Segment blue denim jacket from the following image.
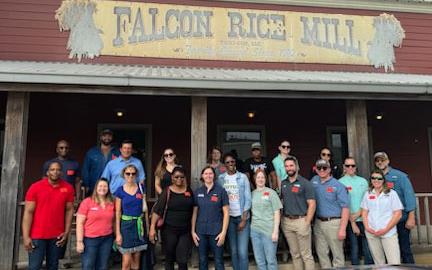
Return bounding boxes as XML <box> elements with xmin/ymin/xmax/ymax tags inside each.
<box><xmin>217</xmin><ymin>171</ymin><xmax>252</xmax><ymax>219</ymax></box>
<box><xmin>385</xmin><ymin>166</ymin><xmax>416</xmax><ymax>220</ymax></box>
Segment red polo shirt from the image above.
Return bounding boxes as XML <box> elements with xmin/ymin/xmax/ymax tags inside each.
<box><xmin>25</xmin><ymin>178</ymin><xmax>74</xmax><ymax>239</ymax></box>
<box><xmin>77</xmin><ymin>197</ymin><xmax>115</xmax><ymax>238</ymax></box>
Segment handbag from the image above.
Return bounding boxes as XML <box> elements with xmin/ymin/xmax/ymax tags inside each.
<box><xmin>156</xmin><ymin>187</ymin><xmax>170</xmax><ymax>229</ymax></box>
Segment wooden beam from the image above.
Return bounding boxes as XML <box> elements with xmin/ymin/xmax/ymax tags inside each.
<box><xmin>0</xmin><ymin>92</ymin><xmax>29</xmax><ymax>270</ymax></box>
<box><xmin>346</xmin><ymin>100</ymin><xmax>371</xmax><ymax>178</ymax></box>
<box><xmin>191</xmin><ymin>97</ymin><xmax>207</xmax><ymax>190</ymax></box>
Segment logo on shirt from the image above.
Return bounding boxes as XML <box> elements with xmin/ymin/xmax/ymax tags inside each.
<box><xmin>184</xmin><ymin>191</ymin><xmax>191</xmax><ymax>197</ymax></box>
<box><xmin>369</xmin><ymin>195</ymin><xmax>376</xmax><ymax>200</ymax></box>
<box><xmin>346</xmin><ymin>186</ymin><xmax>352</xmax><ymax>192</ymax></box>
<box><xmin>326</xmin><ymin>187</ymin><xmax>334</xmax><ymax>193</ymax></box>
<box><xmin>387</xmin><ymin>182</ymin><xmax>394</xmax><ymax>189</ymax></box>
<box><xmin>60</xmin><ymin>188</ymin><xmax>68</xmax><ymax>193</ymax></box>
<box><xmin>291</xmin><ymin>186</ymin><xmax>299</xmax><ymax>193</ymax></box>
<box><xmin>67</xmin><ymin>170</ymin><xmax>75</xmax><ymax>176</ymax></box>
<box><xmin>211</xmin><ymin>195</ymin><xmax>218</xmax><ymax>202</ymax></box>
<box><xmin>136</xmin><ymin>193</ymin><xmax>143</xmax><ymax>199</ymax></box>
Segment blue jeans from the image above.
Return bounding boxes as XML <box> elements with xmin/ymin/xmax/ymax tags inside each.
<box><xmin>347</xmin><ymin>222</ymin><xmax>373</xmax><ymax>265</ymax></box>
<box><xmin>227</xmin><ymin>216</ymin><xmax>250</xmax><ymax>270</ymax></box>
<box><xmin>250</xmin><ymin>229</ymin><xmax>277</xmax><ymax>270</ymax></box>
<box><xmin>197</xmin><ymin>233</ymin><xmax>224</xmax><ymax>270</ymax></box>
<box><xmin>28</xmin><ymin>239</ymin><xmax>61</xmax><ymax>270</ymax></box>
<box><xmin>397</xmin><ymin>220</ymin><xmax>415</xmax><ymax>264</ymax></box>
<box><xmin>81</xmin><ymin>235</ymin><xmax>113</xmax><ymax>270</ymax></box>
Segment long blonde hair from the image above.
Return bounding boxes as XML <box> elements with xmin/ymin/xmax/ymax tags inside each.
<box><xmin>155</xmin><ymin>148</ymin><xmax>179</xmax><ymax>178</ymax></box>
<box><xmin>91</xmin><ymin>178</ymin><xmax>114</xmax><ymax>205</ymax></box>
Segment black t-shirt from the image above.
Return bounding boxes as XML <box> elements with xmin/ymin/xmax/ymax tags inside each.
<box><xmin>243</xmin><ymin>157</ymin><xmax>275</xmax><ymax>177</ymax></box>
<box><xmin>153</xmin><ymin>187</ymin><xmax>194</xmax><ymax>228</ymax></box>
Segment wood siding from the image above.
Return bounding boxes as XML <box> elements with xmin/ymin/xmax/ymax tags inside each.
<box><xmin>0</xmin><ymin>0</ymin><xmax>431</xmax><ymax>74</ymax></box>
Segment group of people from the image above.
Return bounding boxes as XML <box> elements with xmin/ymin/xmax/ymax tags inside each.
<box><xmin>21</xmin><ymin>129</ymin><xmax>417</xmax><ymax>270</ymax></box>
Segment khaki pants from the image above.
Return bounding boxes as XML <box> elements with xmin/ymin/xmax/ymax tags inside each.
<box><xmin>366</xmin><ymin>231</ymin><xmax>400</xmax><ymax>265</ymax></box>
<box><xmin>281</xmin><ymin>217</ymin><xmax>315</xmax><ymax>270</ymax></box>
<box><xmin>314</xmin><ymin>219</ymin><xmax>345</xmax><ymax>269</ymax></box>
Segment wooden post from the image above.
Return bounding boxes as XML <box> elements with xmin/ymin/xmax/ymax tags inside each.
<box><xmin>346</xmin><ymin>100</ymin><xmax>370</xmax><ymax>178</ymax></box>
<box><xmin>0</xmin><ymin>92</ymin><xmax>30</xmax><ymax>270</ymax></box>
<box><xmin>191</xmin><ymin>97</ymin><xmax>207</xmax><ymax>191</ymax></box>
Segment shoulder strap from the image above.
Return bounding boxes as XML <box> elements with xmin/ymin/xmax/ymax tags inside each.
<box><xmin>162</xmin><ymin>187</ymin><xmax>171</xmax><ymax>220</ymax></box>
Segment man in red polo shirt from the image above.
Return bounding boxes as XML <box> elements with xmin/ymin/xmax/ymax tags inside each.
<box><xmin>22</xmin><ymin>161</ymin><xmax>74</xmax><ymax>270</ymax></box>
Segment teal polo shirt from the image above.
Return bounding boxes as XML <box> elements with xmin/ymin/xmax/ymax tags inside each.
<box><xmin>339</xmin><ymin>175</ymin><xmax>369</xmax><ymax>221</ymax></box>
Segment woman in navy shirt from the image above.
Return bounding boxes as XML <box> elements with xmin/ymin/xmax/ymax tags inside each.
<box><xmin>191</xmin><ymin>166</ymin><xmax>229</xmax><ymax>270</ymax></box>
<box><xmin>114</xmin><ymin>164</ymin><xmax>148</xmax><ymax>270</ymax></box>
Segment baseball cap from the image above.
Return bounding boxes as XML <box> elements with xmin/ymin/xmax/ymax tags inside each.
<box><xmin>374</xmin><ymin>152</ymin><xmax>389</xmax><ymax>160</ymax></box>
<box><xmin>315</xmin><ymin>159</ymin><xmax>330</xmax><ymax>168</ymax></box>
<box><xmin>251</xmin><ymin>142</ymin><xmax>262</xmax><ymax>150</ymax></box>
<box><xmin>101</xmin><ymin>129</ymin><xmax>113</xmax><ymax>135</ymax></box>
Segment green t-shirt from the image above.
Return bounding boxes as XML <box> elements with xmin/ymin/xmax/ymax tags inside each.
<box><xmin>339</xmin><ymin>174</ymin><xmax>369</xmax><ymax>221</ymax></box>
<box><xmin>251</xmin><ymin>187</ymin><xmax>283</xmax><ymax>237</ymax></box>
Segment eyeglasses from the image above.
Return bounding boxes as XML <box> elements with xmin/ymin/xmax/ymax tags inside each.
<box><xmin>164</xmin><ymin>153</ymin><xmax>174</xmax><ymax>158</ymax></box>
<box><xmin>321</xmin><ymin>153</ymin><xmax>331</xmax><ymax>157</ymax></box>
<box><xmin>371</xmin><ymin>176</ymin><xmax>384</xmax><ymax>181</ymax></box>
<box><xmin>225</xmin><ymin>160</ymin><xmax>235</xmax><ymax>164</ymax></box>
<box><xmin>344</xmin><ymin>164</ymin><xmax>356</xmax><ymax>168</ymax></box>
<box><xmin>281</xmin><ymin>145</ymin><xmax>291</xmax><ymax>149</ymax></box>
<box><xmin>125</xmin><ymin>172</ymin><xmax>137</xmax><ymax>176</ymax></box>
<box><xmin>317</xmin><ymin>166</ymin><xmax>329</xmax><ymax>171</ymax></box>
<box><xmin>173</xmin><ymin>175</ymin><xmax>185</xmax><ymax>179</ymax></box>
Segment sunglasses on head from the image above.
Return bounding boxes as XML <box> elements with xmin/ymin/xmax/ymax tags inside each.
<box><xmin>371</xmin><ymin>176</ymin><xmax>384</xmax><ymax>181</ymax></box>
<box><xmin>344</xmin><ymin>164</ymin><xmax>356</xmax><ymax>168</ymax></box>
<box><xmin>164</xmin><ymin>153</ymin><xmax>174</xmax><ymax>158</ymax></box>
<box><xmin>225</xmin><ymin>160</ymin><xmax>235</xmax><ymax>164</ymax></box>
<box><xmin>125</xmin><ymin>172</ymin><xmax>137</xmax><ymax>176</ymax></box>
<box><xmin>321</xmin><ymin>153</ymin><xmax>331</xmax><ymax>157</ymax></box>
<box><xmin>281</xmin><ymin>145</ymin><xmax>291</xmax><ymax>149</ymax></box>
<box><xmin>317</xmin><ymin>166</ymin><xmax>328</xmax><ymax>171</ymax></box>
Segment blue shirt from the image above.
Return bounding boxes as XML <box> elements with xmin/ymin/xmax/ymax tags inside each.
<box><xmin>194</xmin><ymin>183</ymin><xmax>229</xmax><ymax>235</ymax></box>
<box><xmin>114</xmin><ymin>184</ymin><xmax>146</xmax><ymax>217</ymax></box>
<box><xmin>81</xmin><ymin>145</ymin><xmax>120</xmax><ymax>192</ymax></box>
<box><xmin>385</xmin><ymin>167</ymin><xmax>416</xmax><ymax>219</ymax></box>
<box><xmin>43</xmin><ymin>158</ymin><xmax>80</xmax><ymax>187</ymax></box>
<box><xmin>311</xmin><ymin>176</ymin><xmax>349</xmax><ymax>218</ymax></box>
<box><xmin>101</xmin><ymin>156</ymin><xmax>146</xmax><ymax>194</ymax></box>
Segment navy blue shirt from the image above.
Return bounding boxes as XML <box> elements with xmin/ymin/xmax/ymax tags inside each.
<box><xmin>194</xmin><ymin>183</ymin><xmax>229</xmax><ymax>235</ymax></box>
<box><xmin>82</xmin><ymin>145</ymin><xmax>120</xmax><ymax>192</ymax></box>
<box><xmin>43</xmin><ymin>158</ymin><xmax>80</xmax><ymax>187</ymax></box>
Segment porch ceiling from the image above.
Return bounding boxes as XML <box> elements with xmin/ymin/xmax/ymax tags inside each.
<box><xmin>0</xmin><ymin>60</ymin><xmax>431</xmax><ymax>96</ymax></box>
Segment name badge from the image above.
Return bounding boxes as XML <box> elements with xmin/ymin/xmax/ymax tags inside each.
<box><xmin>90</xmin><ymin>207</ymin><xmax>99</xmax><ymax>211</ymax></box>
<box><xmin>291</xmin><ymin>186</ymin><xmax>299</xmax><ymax>193</ymax></box>
<box><xmin>211</xmin><ymin>195</ymin><xmax>218</xmax><ymax>202</ymax></box>
<box><xmin>387</xmin><ymin>182</ymin><xmax>394</xmax><ymax>189</ymax></box>
<box><xmin>67</xmin><ymin>170</ymin><xmax>75</xmax><ymax>176</ymax></box>
<box><xmin>326</xmin><ymin>187</ymin><xmax>334</xmax><ymax>193</ymax></box>
<box><xmin>198</xmin><ymin>194</ymin><xmax>204</xmax><ymax>197</ymax></box>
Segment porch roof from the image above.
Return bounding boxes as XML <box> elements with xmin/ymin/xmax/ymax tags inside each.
<box><xmin>0</xmin><ymin>60</ymin><xmax>431</xmax><ymax>96</ymax></box>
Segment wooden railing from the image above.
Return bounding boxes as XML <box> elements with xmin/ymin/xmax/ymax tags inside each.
<box><xmin>412</xmin><ymin>193</ymin><xmax>432</xmax><ymax>246</ymax></box>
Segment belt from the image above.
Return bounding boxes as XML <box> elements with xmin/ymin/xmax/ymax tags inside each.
<box><xmin>121</xmin><ymin>215</ymin><xmax>144</xmax><ymax>239</ymax></box>
<box><xmin>317</xmin><ymin>216</ymin><xmax>341</xmax><ymax>222</ymax></box>
<box><xmin>285</xmin><ymin>215</ymin><xmax>305</xmax><ymax>219</ymax></box>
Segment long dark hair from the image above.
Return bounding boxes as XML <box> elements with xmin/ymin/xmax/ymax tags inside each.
<box><xmin>207</xmin><ymin>146</ymin><xmax>223</xmax><ymax>164</ymax></box>
<box><xmin>155</xmin><ymin>148</ymin><xmax>179</xmax><ymax>178</ymax></box>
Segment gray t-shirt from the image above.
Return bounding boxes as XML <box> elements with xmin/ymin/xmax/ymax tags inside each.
<box><xmin>281</xmin><ymin>176</ymin><xmax>315</xmax><ymax>216</ymax></box>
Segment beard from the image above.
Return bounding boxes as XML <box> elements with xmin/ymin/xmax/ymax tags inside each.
<box><xmin>287</xmin><ymin>170</ymin><xmax>296</xmax><ymax>177</ymax></box>
<box><xmin>101</xmin><ymin>139</ymin><xmax>112</xmax><ymax>146</ymax></box>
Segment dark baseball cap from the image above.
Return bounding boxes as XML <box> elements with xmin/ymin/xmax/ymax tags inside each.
<box><xmin>100</xmin><ymin>129</ymin><xmax>113</xmax><ymax>135</ymax></box>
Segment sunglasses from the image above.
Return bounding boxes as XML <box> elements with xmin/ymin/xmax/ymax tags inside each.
<box><xmin>125</xmin><ymin>172</ymin><xmax>137</xmax><ymax>176</ymax></box>
<box><xmin>225</xmin><ymin>160</ymin><xmax>235</xmax><ymax>164</ymax></box>
<box><xmin>164</xmin><ymin>153</ymin><xmax>175</xmax><ymax>158</ymax></box>
<box><xmin>58</xmin><ymin>146</ymin><xmax>69</xmax><ymax>150</ymax></box>
<box><xmin>281</xmin><ymin>145</ymin><xmax>291</xmax><ymax>149</ymax></box>
<box><xmin>344</xmin><ymin>164</ymin><xmax>356</xmax><ymax>168</ymax></box>
<box><xmin>321</xmin><ymin>153</ymin><xmax>331</xmax><ymax>157</ymax></box>
<box><xmin>173</xmin><ymin>175</ymin><xmax>185</xmax><ymax>179</ymax></box>
<box><xmin>371</xmin><ymin>176</ymin><xmax>384</xmax><ymax>181</ymax></box>
<box><xmin>317</xmin><ymin>166</ymin><xmax>329</xmax><ymax>171</ymax></box>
